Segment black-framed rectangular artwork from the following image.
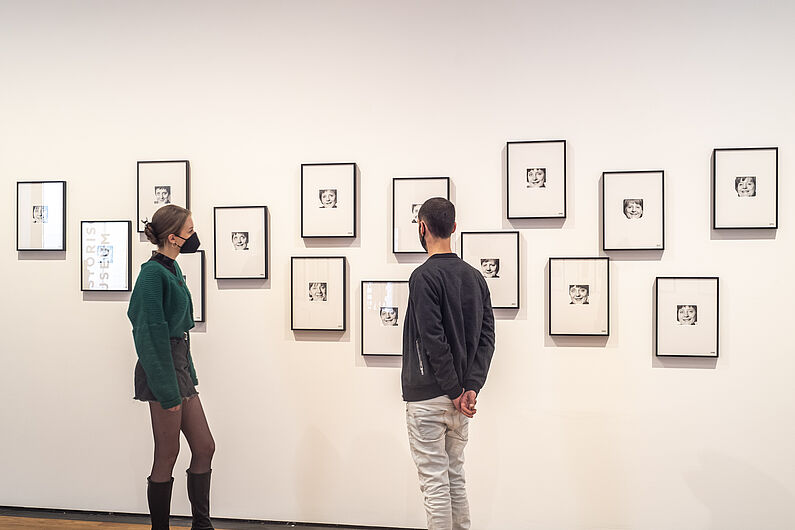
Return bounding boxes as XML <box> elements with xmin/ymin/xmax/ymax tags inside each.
<box><xmin>392</xmin><ymin>177</ymin><xmax>450</xmax><ymax>253</ymax></box>
<box><xmin>301</xmin><ymin>163</ymin><xmax>357</xmax><ymax>238</ymax></box>
<box><xmin>602</xmin><ymin>170</ymin><xmax>665</xmax><ymax>251</ymax></box>
<box><xmin>80</xmin><ymin>220</ymin><xmax>132</xmax><ymax>292</ymax></box>
<box><xmin>178</xmin><ymin>250</ymin><xmax>206</xmax><ymax>323</ymax></box>
<box><xmin>361</xmin><ymin>280</ymin><xmax>408</xmax><ymax>356</ymax></box>
<box><xmin>291</xmin><ymin>256</ymin><xmax>347</xmax><ymax>331</ymax></box>
<box><xmin>655</xmin><ymin>277</ymin><xmax>719</xmax><ymax>357</ymax></box>
<box><xmin>460</xmin><ymin>231</ymin><xmax>520</xmax><ymax>309</ymax></box>
<box><xmin>17</xmin><ymin>180</ymin><xmax>66</xmax><ymax>251</ymax></box>
<box><xmin>507</xmin><ymin>140</ymin><xmax>566</xmax><ymax>219</ymax></box>
<box><xmin>137</xmin><ymin>160</ymin><xmax>190</xmax><ymax>233</ymax></box>
<box><xmin>549</xmin><ymin>257</ymin><xmax>609</xmax><ymax>336</ymax></box>
<box><xmin>713</xmin><ymin>147</ymin><xmax>778</xmax><ymax>229</ymax></box>
<box><xmin>213</xmin><ymin>206</ymin><xmax>268</xmax><ymax>280</ymax></box>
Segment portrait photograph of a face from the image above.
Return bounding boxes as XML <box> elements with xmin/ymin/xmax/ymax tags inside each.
<box><xmin>507</xmin><ymin>140</ymin><xmax>566</xmax><ymax>219</ymax></box>
<box><xmin>301</xmin><ymin>163</ymin><xmax>357</xmax><ymax>238</ymax></box>
<box><xmin>549</xmin><ymin>257</ymin><xmax>609</xmax><ymax>336</ymax></box>
<box><xmin>213</xmin><ymin>206</ymin><xmax>268</xmax><ymax>279</ymax></box>
<box><xmin>17</xmin><ymin>181</ymin><xmax>66</xmax><ymax>251</ymax></box>
<box><xmin>460</xmin><ymin>231</ymin><xmax>520</xmax><ymax>309</ymax></box>
<box><xmin>291</xmin><ymin>257</ymin><xmax>346</xmax><ymax>331</ymax></box>
<box><xmin>713</xmin><ymin>147</ymin><xmax>777</xmax><ymax>229</ymax></box>
<box><xmin>137</xmin><ymin>160</ymin><xmax>190</xmax><ymax>233</ymax></box>
<box><xmin>177</xmin><ymin>250</ymin><xmax>206</xmax><ymax>323</ymax></box>
<box><xmin>602</xmin><ymin>170</ymin><xmax>664</xmax><ymax>251</ymax></box>
<box><xmin>80</xmin><ymin>221</ymin><xmax>132</xmax><ymax>291</ymax></box>
<box><xmin>392</xmin><ymin>177</ymin><xmax>450</xmax><ymax>253</ymax></box>
<box><xmin>656</xmin><ymin>277</ymin><xmax>719</xmax><ymax>357</ymax></box>
<box><xmin>361</xmin><ymin>280</ymin><xmax>409</xmax><ymax>356</ymax></box>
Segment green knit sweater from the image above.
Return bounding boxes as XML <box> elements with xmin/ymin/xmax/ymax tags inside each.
<box><xmin>127</xmin><ymin>259</ymin><xmax>197</xmax><ymax>408</ymax></box>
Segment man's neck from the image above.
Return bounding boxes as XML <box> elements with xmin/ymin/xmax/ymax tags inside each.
<box><xmin>426</xmin><ymin>239</ymin><xmax>453</xmax><ymax>257</ymax></box>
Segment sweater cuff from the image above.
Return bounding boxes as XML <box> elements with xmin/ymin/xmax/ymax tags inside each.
<box><xmin>159</xmin><ymin>397</ymin><xmax>182</xmax><ymax>410</ymax></box>
<box><xmin>445</xmin><ymin>386</ymin><xmax>464</xmax><ymax>400</ymax></box>
<box><xmin>464</xmin><ymin>381</ymin><xmax>481</xmax><ymax>395</ymax></box>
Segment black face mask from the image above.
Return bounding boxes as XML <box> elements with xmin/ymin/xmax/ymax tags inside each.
<box><xmin>418</xmin><ymin>223</ymin><xmax>428</xmax><ymax>252</ymax></box>
<box><xmin>174</xmin><ymin>232</ymin><xmax>200</xmax><ymax>254</ymax></box>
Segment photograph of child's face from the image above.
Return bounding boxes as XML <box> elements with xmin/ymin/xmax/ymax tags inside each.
<box><xmin>319</xmin><ymin>188</ymin><xmax>338</xmax><ymax>208</ymax></box>
<box><xmin>677</xmin><ymin>304</ymin><xmax>697</xmax><ymax>325</ymax></box>
<box><xmin>97</xmin><ymin>245</ymin><xmax>113</xmax><ymax>264</ymax></box>
<box><xmin>480</xmin><ymin>258</ymin><xmax>500</xmax><ymax>278</ymax></box>
<box><xmin>411</xmin><ymin>203</ymin><xmax>422</xmax><ymax>223</ymax></box>
<box><xmin>231</xmin><ymin>231</ymin><xmax>249</xmax><ymax>250</ymax></box>
<box><xmin>623</xmin><ymin>198</ymin><xmax>644</xmax><ymax>219</ymax></box>
<box><xmin>569</xmin><ymin>284</ymin><xmax>589</xmax><ymax>304</ymax></box>
<box><xmin>308</xmin><ymin>282</ymin><xmax>328</xmax><ymax>302</ymax></box>
<box><xmin>32</xmin><ymin>205</ymin><xmax>48</xmax><ymax>223</ymax></box>
<box><xmin>735</xmin><ymin>176</ymin><xmax>757</xmax><ymax>197</ymax></box>
<box><xmin>154</xmin><ymin>185</ymin><xmax>172</xmax><ymax>205</ymax></box>
<box><xmin>526</xmin><ymin>168</ymin><xmax>546</xmax><ymax>188</ymax></box>
<box><xmin>379</xmin><ymin>307</ymin><xmax>398</xmax><ymax>326</ymax></box>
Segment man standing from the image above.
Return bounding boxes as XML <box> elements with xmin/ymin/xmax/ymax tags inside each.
<box><xmin>402</xmin><ymin>197</ymin><xmax>496</xmax><ymax>530</ymax></box>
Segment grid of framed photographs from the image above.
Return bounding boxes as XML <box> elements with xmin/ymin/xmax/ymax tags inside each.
<box><xmin>17</xmin><ymin>180</ymin><xmax>67</xmax><ymax>251</ymax></box>
<box><xmin>602</xmin><ymin>170</ymin><xmax>665</xmax><ymax>251</ymax></box>
<box><xmin>301</xmin><ymin>163</ymin><xmax>357</xmax><ymax>238</ymax></box>
<box><xmin>291</xmin><ymin>256</ymin><xmax>347</xmax><ymax>331</ymax></box>
<box><xmin>178</xmin><ymin>250</ymin><xmax>206</xmax><ymax>323</ymax></box>
<box><xmin>361</xmin><ymin>280</ymin><xmax>408</xmax><ymax>356</ymax></box>
<box><xmin>392</xmin><ymin>177</ymin><xmax>450</xmax><ymax>253</ymax></box>
<box><xmin>80</xmin><ymin>220</ymin><xmax>132</xmax><ymax>292</ymax></box>
<box><xmin>460</xmin><ymin>231</ymin><xmax>520</xmax><ymax>309</ymax></box>
<box><xmin>507</xmin><ymin>140</ymin><xmax>566</xmax><ymax>219</ymax></box>
<box><xmin>213</xmin><ymin>206</ymin><xmax>268</xmax><ymax>280</ymax></box>
<box><xmin>713</xmin><ymin>147</ymin><xmax>778</xmax><ymax>229</ymax></box>
<box><xmin>137</xmin><ymin>160</ymin><xmax>190</xmax><ymax>233</ymax></box>
<box><xmin>655</xmin><ymin>277</ymin><xmax>719</xmax><ymax>357</ymax></box>
<box><xmin>549</xmin><ymin>257</ymin><xmax>610</xmax><ymax>336</ymax></box>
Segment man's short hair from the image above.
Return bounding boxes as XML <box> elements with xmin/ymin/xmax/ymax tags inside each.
<box><xmin>418</xmin><ymin>197</ymin><xmax>455</xmax><ymax>239</ymax></box>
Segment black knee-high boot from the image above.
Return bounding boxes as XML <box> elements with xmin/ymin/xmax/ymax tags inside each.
<box><xmin>186</xmin><ymin>469</ymin><xmax>214</xmax><ymax>530</ymax></box>
<box><xmin>147</xmin><ymin>476</ymin><xmax>173</xmax><ymax>530</ymax></box>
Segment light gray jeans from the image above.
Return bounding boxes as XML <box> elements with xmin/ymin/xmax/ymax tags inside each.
<box><xmin>406</xmin><ymin>395</ymin><xmax>471</xmax><ymax>530</ymax></box>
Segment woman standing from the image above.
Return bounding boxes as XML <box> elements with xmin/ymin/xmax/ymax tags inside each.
<box><xmin>128</xmin><ymin>205</ymin><xmax>215</xmax><ymax>530</ymax></box>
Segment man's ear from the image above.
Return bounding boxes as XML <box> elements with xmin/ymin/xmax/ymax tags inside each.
<box><xmin>451</xmin><ymin>221</ymin><xmax>457</xmax><ymax>234</ymax></box>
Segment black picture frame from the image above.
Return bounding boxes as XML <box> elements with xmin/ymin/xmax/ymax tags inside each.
<box><xmin>655</xmin><ymin>276</ymin><xmax>719</xmax><ymax>358</ymax></box>
<box><xmin>137</xmin><ymin>160</ymin><xmax>190</xmax><ymax>233</ymax></box>
<box><xmin>392</xmin><ymin>176</ymin><xmax>451</xmax><ymax>254</ymax></box>
<box><xmin>178</xmin><ymin>249</ymin><xmax>206</xmax><ymax>323</ymax></box>
<box><xmin>602</xmin><ymin>170</ymin><xmax>665</xmax><ymax>251</ymax></box>
<box><xmin>361</xmin><ymin>280</ymin><xmax>409</xmax><ymax>356</ymax></box>
<box><xmin>459</xmin><ymin>231</ymin><xmax>520</xmax><ymax>309</ymax></box>
<box><xmin>300</xmin><ymin>162</ymin><xmax>357</xmax><ymax>238</ymax></box>
<box><xmin>213</xmin><ymin>205</ymin><xmax>269</xmax><ymax>280</ymax></box>
<box><xmin>506</xmin><ymin>140</ymin><xmax>567</xmax><ymax>220</ymax></box>
<box><xmin>712</xmin><ymin>147</ymin><xmax>778</xmax><ymax>229</ymax></box>
<box><xmin>80</xmin><ymin>220</ymin><xmax>132</xmax><ymax>292</ymax></box>
<box><xmin>548</xmin><ymin>257</ymin><xmax>610</xmax><ymax>336</ymax></box>
<box><xmin>16</xmin><ymin>180</ymin><xmax>67</xmax><ymax>252</ymax></box>
<box><xmin>291</xmin><ymin>256</ymin><xmax>347</xmax><ymax>331</ymax></box>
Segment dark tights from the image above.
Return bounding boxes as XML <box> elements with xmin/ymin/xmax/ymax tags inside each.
<box><xmin>149</xmin><ymin>396</ymin><xmax>215</xmax><ymax>483</ymax></box>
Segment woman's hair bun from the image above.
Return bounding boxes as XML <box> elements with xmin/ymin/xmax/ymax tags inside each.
<box><xmin>143</xmin><ymin>221</ymin><xmax>159</xmax><ymax>245</ymax></box>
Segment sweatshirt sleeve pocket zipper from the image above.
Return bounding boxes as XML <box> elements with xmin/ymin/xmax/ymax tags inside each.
<box><xmin>415</xmin><ymin>339</ymin><xmax>425</xmax><ymax>376</ymax></box>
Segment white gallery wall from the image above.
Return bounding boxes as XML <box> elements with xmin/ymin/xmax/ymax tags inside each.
<box><xmin>1</xmin><ymin>1</ymin><xmax>794</xmax><ymax>528</ymax></box>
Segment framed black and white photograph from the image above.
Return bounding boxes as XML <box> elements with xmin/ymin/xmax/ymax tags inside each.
<box><xmin>602</xmin><ymin>170</ymin><xmax>665</xmax><ymax>250</ymax></box>
<box><xmin>460</xmin><ymin>231</ymin><xmax>520</xmax><ymax>309</ymax></box>
<box><xmin>80</xmin><ymin>221</ymin><xmax>132</xmax><ymax>291</ymax></box>
<box><xmin>392</xmin><ymin>177</ymin><xmax>450</xmax><ymax>253</ymax></box>
<box><xmin>361</xmin><ymin>280</ymin><xmax>409</xmax><ymax>355</ymax></box>
<box><xmin>213</xmin><ymin>206</ymin><xmax>268</xmax><ymax>280</ymax></box>
<box><xmin>137</xmin><ymin>160</ymin><xmax>190</xmax><ymax>233</ymax></box>
<box><xmin>507</xmin><ymin>140</ymin><xmax>566</xmax><ymax>219</ymax></box>
<box><xmin>301</xmin><ymin>163</ymin><xmax>357</xmax><ymax>238</ymax></box>
<box><xmin>655</xmin><ymin>277</ymin><xmax>719</xmax><ymax>357</ymax></box>
<box><xmin>17</xmin><ymin>180</ymin><xmax>66</xmax><ymax>251</ymax></box>
<box><xmin>291</xmin><ymin>256</ymin><xmax>347</xmax><ymax>331</ymax></box>
<box><xmin>178</xmin><ymin>250</ymin><xmax>206</xmax><ymax>323</ymax></box>
<box><xmin>549</xmin><ymin>257</ymin><xmax>609</xmax><ymax>336</ymax></box>
<box><xmin>713</xmin><ymin>147</ymin><xmax>777</xmax><ymax>229</ymax></box>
